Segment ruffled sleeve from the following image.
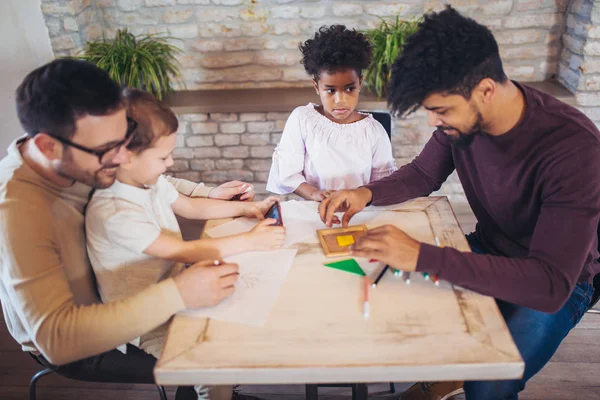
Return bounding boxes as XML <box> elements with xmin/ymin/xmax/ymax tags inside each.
<box><xmin>266</xmin><ymin>107</ymin><xmax>308</xmax><ymax>194</ymax></box>
<box><xmin>370</xmin><ymin>122</ymin><xmax>397</xmax><ymax>182</ymax></box>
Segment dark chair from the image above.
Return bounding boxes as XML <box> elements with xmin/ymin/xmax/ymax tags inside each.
<box><xmin>29</xmin><ymin>367</ymin><xmax>168</xmax><ymax>400</ymax></box>
<box><xmin>586</xmin><ymin>225</ymin><xmax>600</xmax><ymax>314</ymax></box>
<box><xmin>362</xmin><ymin>110</ymin><xmax>392</xmax><ymax>141</ymax></box>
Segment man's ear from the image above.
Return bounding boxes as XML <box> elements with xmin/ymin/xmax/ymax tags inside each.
<box><xmin>475</xmin><ymin>78</ymin><xmax>496</xmax><ymax>104</ymax></box>
<box><xmin>33</xmin><ymin>133</ymin><xmax>63</xmax><ymax>161</ymax></box>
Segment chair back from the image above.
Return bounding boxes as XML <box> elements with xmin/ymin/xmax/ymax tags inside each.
<box><xmin>361</xmin><ymin>111</ymin><xmax>392</xmax><ymax>142</ymax></box>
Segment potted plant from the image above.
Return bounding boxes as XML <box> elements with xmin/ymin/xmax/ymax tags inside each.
<box><xmin>79</xmin><ymin>29</ymin><xmax>184</xmax><ymax>100</ymax></box>
<box><xmin>363</xmin><ymin>15</ymin><xmax>423</xmax><ymax>98</ymax></box>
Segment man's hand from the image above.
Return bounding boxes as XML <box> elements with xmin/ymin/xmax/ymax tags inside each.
<box><xmin>209</xmin><ymin>181</ymin><xmax>255</xmax><ymax>201</ymax></box>
<box><xmin>350</xmin><ymin>225</ymin><xmax>420</xmax><ymax>272</ymax></box>
<box><xmin>318</xmin><ymin>187</ymin><xmax>373</xmax><ymax>227</ymax></box>
<box><xmin>242</xmin><ymin>196</ymin><xmax>279</xmax><ymax>219</ymax></box>
<box><xmin>173</xmin><ymin>260</ymin><xmax>239</xmax><ymax>308</ymax></box>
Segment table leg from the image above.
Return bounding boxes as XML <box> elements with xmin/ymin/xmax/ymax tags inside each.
<box><xmin>352</xmin><ymin>384</ymin><xmax>368</xmax><ymax>400</ymax></box>
<box><xmin>305</xmin><ymin>384</ymin><xmax>318</xmax><ymax>400</ymax></box>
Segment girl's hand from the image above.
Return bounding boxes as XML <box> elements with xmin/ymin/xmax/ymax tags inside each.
<box><xmin>242</xmin><ymin>196</ymin><xmax>280</xmax><ymax>219</ymax></box>
<box><xmin>246</xmin><ymin>219</ymin><xmax>286</xmax><ymax>250</ymax></box>
<box><xmin>310</xmin><ymin>190</ymin><xmax>334</xmax><ymax>202</ymax></box>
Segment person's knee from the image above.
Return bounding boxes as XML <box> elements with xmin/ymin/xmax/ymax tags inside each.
<box><xmin>463</xmin><ymin>379</ymin><xmax>521</xmax><ymax>400</ymax></box>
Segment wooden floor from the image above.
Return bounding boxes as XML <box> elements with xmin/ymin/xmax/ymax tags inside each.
<box><xmin>1</xmin><ymin>203</ymin><xmax>599</xmax><ymax>400</ymax></box>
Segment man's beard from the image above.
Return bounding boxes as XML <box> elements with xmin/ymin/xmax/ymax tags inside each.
<box><xmin>442</xmin><ymin>111</ymin><xmax>485</xmax><ymax>149</ymax></box>
<box><xmin>56</xmin><ymin>151</ymin><xmax>118</xmax><ymax>189</ymax></box>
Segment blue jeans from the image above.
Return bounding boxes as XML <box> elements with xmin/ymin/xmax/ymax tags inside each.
<box><xmin>463</xmin><ymin>233</ymin><xmax>593</xmax><ymax>400</ymax></box>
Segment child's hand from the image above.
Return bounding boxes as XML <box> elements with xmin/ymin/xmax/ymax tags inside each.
<box><xmin>210</xmin><ymin>181</ymin><xmax>255</xmax><ymax>201</ymax></box>
<box><xmin>310</xmin><ymin>190</ymin><xmax>334</xmax><ymax>202</ymax></box>
<box><xmin>247</xmin><ymin>219</ymin><xmax>286</xmax><ymax>250</ymax></box>
<box><xmin>243</xmin><ymin>196</ymin><xmax>280</xmax><ymax>219</ymax></box>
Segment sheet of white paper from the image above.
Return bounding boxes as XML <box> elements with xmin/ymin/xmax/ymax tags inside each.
<box><xmin>180</xmin><ymin>249</ymin><xmax>298</xmax><ymax>326</ymax></box>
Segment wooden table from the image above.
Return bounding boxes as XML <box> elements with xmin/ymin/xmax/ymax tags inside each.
<box><xmin>156</xmin><ymin>197</ymin><xmax>524</xmax><ymax>397</ymax></box>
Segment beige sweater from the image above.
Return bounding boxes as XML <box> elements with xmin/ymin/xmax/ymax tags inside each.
<box><xmin>0</xmin><ymin>138</ymin><xmax>211</xmax><ymax>365</ymax></box>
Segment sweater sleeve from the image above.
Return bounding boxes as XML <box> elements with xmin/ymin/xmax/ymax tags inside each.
<box><xmin>0</xmin><ymin>200</ymin><xmax>186</xmax><ymax>365</ymax></box>
<box><xmin>417</xmin><ymin>144</ymin><xmax>600</xmax><ymax>312</ymax></box>
<box><xmin>164</xmin><ymin>175</ymin><xmax>213</xmax><ymax>197</ymax></box>
<box><xmin>366</xmin><ymin>129</ymin><xmax>455</xmax><ymax>205</ymax></box>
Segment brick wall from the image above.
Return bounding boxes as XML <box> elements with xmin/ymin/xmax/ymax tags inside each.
<box><xmin>558</xmin><ymin>0</ymin><xmax>600</xmax><ymax>130</ymax></box>
<box><xmin>169</xmin><ymin>108</ymin><xmax>466</xmax><ymax>202</ymax></box>
<box><xmin>44</xmin><ymin>0</ymin><xmax>568</xmax><ymax>90</ymax></box>
<box><xmin>38</xmin><ymin>0</ymin><xmax>600</xmax><ymax>203</ymax></box>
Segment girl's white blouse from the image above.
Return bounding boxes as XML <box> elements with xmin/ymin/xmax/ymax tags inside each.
<box><xmin>266</xmin><ymin>103</ymin><xmax>397</xmax><ymax>194</ymax></box>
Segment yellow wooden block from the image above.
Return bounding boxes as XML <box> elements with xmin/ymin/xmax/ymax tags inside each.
<box><xmin>336</xmin><ymin>235</ymin><xmax>355</xmax><ymax>247</ymax></box>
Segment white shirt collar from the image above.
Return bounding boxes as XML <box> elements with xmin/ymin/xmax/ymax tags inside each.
<box><xmin>108</xmin><ymin>179</ymin><xmax>154</xmax><ymax>206</ymax></box>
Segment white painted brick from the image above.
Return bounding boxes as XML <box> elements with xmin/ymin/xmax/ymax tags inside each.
<box><xmin>245</xmin><ymin>159</ymin><xmax>272</xmax><ymax>171</ymax></box>
<box><xmin>192</xmin><ymin>40</ymin><xmax>224</xmax><ymax>52</ymax></box>
<box><xmin>51</xmin><ymin>35</ymin><xmax>77</xmax><ymax>50</ymax></box>
<box><xmin>210</xmin><ymin>113</ymin><xmax>238</xmax><ymax>122</ymax></box>
<box><xmin>186</xmin><ymin>135</ymin><xmax>215</xmax><ymax>147</ymax></box>
<box><xmin>194</xmin><ymin>147</ymin><xmax>221</xmax><ymax>158</ymax></box>
<box><xmin>220</xmin><ymin>122</ymin><xmax>246</xmax><ymax>134</ymax></box>
<box><xmin>63</xmin><ymin>17</ymin><xmax>79</xmax><ymax>32</ymax></box>
<box><xmin>250</xmin><ymin>145</ymin><xmax>275</xmax><ymax>158</ymax></box>
<box><xmin>504</xmin><ymin>13</ymin><xmax>561</xmax><ymax>29</ymax></box>
<box><xmin>579</xmin><ymin>107</ymin><xmax>600</xmax><ymax>121</ymax></box>
<box><xmin>333</xmin><ymin>4</ymin><xmax>363</xmax><ymax>16</ymax></box>
<box><xmin>241</xmin><ymin>133</ymin><xmax>270</xmax><ymax>145</ymax></box>
<box><xmin>223</xmin><ymin>38</ymin><xmax>269</xmax><ymax>51</ymax></box>
<box><xmin>216</xmin><ymin>159</ymin><xmax>244</xmax><ymax>169</ymax></box>
<box><xmin>576</xmin><ymin>91</ymin><xmax>600</xmax><ymax>106</ymax></box>
<box><xmin>191</xmin><ymin>122</ymin><xmax>218</xmax><ymax>134</ymax></box>
<box><xmin>191</xmin><ymin>159</ymin><xmax>216</xmax><ymax>171</ymax></box>
<box><xmin>168</xmin><ymin>24</ymin><xmax>198</xmax><ymax>38</ymax></box>
<box><xmin>222</xmin><ymin>146</ymin><xmax>250</xmax><ymax>158</ymax></box>
<box><xmin>585</xmin><ymin>41</ymin><xmax>600</xmax><ymax>56</ymax></box>
<box><xmin>180</xmin><ymin>113</ymin><xmax>208</xmax><ymax>122</ymax></box>
<box><xmin>46</xmin><ymin>21</ymin><xmax>61</xmax><ymax>36</ymax></box>
<box><xmin>247</xmin><ymin>121</ymin><xmax>275</xmax><ymax>133</ymax></box>
<box><xmin>580</xmin><ymin>75</ymin><xmax>600</xmax><ymax>91</ymax></box>
<box><xmin>204</xmin><ymin>170</ymin><xmax>254</xmax><ymax>182</ymax></box>
<box><xmin>563</xmin><ymin>34</ymin><xmax>585</xmax><ymax>54</ymax></box>
<box><xmin>200</xmin><ymin>53</ymin><xmax>254</xmax><ymax>68</ymax></box>
<box><xmin>169</xmin><ymin>160</ymin><xmax>190</xmax><ymax>172</ymax></box>
<box><xmin>267</xmin><ymin>112</ymin><xmax>290</xmax><ymax>120</ymax></box>
<box><xmin>177</xmin><ymin>122</ymin><xmax>189</xmax><ymax>134</ymax></box>
<box><xmin>301</xmin><ymin>6</ymin><xmax>326</xmax><ymax>19</ymax></box>
<box><xmin>173</xmin><ymin>148</ymin><xmax>194</xmax><ymax>159</ymax></box>
<box><xmin>270</xmin><ymin>6</ymin><xmax>300</xmax><ymax>18</ymax></box>
<box><xmin>582</xmin><ymin>58</ymin><xmax>600</xmax><ymax>74</ymax></box>
<box><xmin>145</xmin><ymin>0</ymin><xmax>176</xmax><ymax>5</ymax></box>
<box><xmin>211</xmin><ymin>0</ymin><xmax>243</xmax><ymax>5</ymax></box>
<box><xmin>494</xmin><ymin>29</ymin><xmax>541</xmax><ymax>45</ymax></box>
<box><xmin>482</xmin><ymin>1</ymin><xmax>512</xmax><ymax>15</ymax></box>
<box><xmin>196</xmin><ymin>7</ymin><xmax>238</xmax><ymax>22</ymax></box>
<box><xmin>240</xmin><ymin>113</ymin><xmax>267</xmax><ymax>122</ymax></box>
<box><xmin>270</xmin><ymin>133</ymin><xmax>282</xmax><ymax>144</ymax></box>
<box><xmin>254</xmin><ymin>172</ymin><xmax>269</xmax><ymax>182</ymax></box>
<box><xmin>215</xmin><ymin>134</ymin><xmax>241</xmax><ymax>146</ymax></box>
<box><xmin>163</xmin><ymin>9</ymin><xmax>193</xmax><ymax>23</ymax></box>
<box><xmin>366</xmin><ymin>3</ymin><xmax>412</xmax><ymax>17</ymax></box>
<box><xmin>177</xmin><ymin>0</ymin><xmax>210</xmax><ymax>4</ymax></box>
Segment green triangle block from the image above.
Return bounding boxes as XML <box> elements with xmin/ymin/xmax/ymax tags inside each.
<box><xmin>324</xmin><ymin>259</ymin><xmax>365</xmax><ymax>276</ymax></box>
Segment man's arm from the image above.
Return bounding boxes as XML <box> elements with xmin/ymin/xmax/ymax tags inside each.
<box><xmin>417</xmin><ymin>149</ymin><xmax>600</xmax><ymax>312</ymax></box>
<box><xmin>366</xmin><ymin>129</ymin><xmax>455</xmax><ymax>205</ymax></box>
<box><xmin>0</xmin><ymin>201</ymin><xmax>185</xmax><ymax>365</ymax></box>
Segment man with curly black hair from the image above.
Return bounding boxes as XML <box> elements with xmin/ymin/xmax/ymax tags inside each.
<box><xmin>320</xmin><ymin>7</ymin><xmax>600</xmax><ymax>400</ymax></box>
<box><xmin>267</xmin><ymin>25</ymin><xmax>396</xmax><ymax>200</ymax></box>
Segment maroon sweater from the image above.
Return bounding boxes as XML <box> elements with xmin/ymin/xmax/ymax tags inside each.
<box><xmin>366</xmin><ymin>83</ymin><xmax>600</xmax><ymax>312</ymax></box>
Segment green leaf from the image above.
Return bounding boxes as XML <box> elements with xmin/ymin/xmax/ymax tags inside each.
<box><xmin>362</xmin><ymin>14</ymin><xmax>423</xmax><ymax>98</ymax></box>
<box><xmin>77</xmin><ymin>28</ymin><xmax>185</xmax><ymax>98</ymax></box>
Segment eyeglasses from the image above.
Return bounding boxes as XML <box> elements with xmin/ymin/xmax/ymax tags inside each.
<box><xmin>46</xmin><ymin>118</ymin><xmax>138</xmax><ymax>165</ymax></box>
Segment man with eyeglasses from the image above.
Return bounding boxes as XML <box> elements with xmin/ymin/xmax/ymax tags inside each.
<box><xmin>0</xmin><ymin>58</ymin><xmax>256</xmax><ymax>399</ymax></box>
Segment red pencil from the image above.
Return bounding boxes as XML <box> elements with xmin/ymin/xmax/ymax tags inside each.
<box><xmin>363</xmin><ymin>276</ymin><xmax>370</xmax><ymax>319</ymax></box>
